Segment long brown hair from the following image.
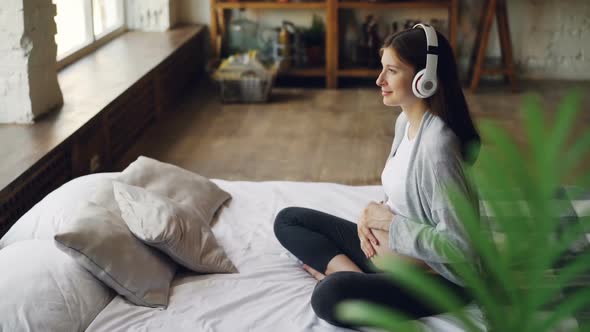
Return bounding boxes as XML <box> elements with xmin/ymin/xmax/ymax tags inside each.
<box><xmin>382</xmin><ymin>28</ymin><xmax>481</xmax><ymax>165</ymax></box>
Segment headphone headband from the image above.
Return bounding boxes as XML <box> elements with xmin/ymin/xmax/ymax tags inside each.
<box><xmin>413</xmin><ymin>23</ymin><xmax>439</xmax><ymax>48</ymax></box>
<box><xmin>413</xmin><ymin>23</ymin><xmax>438</xmax><ymax>81</ymax></box>
<box><xmin>411</xmin><ymin>23</ymin><xmax>439</xmax><ymax>98</ymax></box>
<box><xmin>427</xmin><ymin>45</ymin><xmax>439</xmax><ymax>55</ymax></box>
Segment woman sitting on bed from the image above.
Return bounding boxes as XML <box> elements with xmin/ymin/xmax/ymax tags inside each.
<box><xmin>274</xmin><ymin>24</ymin><xmax>481</xmax><ymax>329</ymax></box>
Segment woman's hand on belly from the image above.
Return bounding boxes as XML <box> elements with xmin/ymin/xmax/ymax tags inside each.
<box><xmin>370</xmin><ymin>229</ymin><xmax>391</xmax><ymax>257</ymax></box>
<box><xmin>361</xmin><ymin>201</ymin><xmax>394</xmax><ymax>232</ymax></box>
<box><xmin>358</xmin><ymin>201</ymin><xmax>393</xmax><ymax>258</ymax></box>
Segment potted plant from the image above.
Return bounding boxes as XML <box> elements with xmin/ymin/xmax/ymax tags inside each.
<box><xmin>303</xmin><ymin>14</ymin><xmax>325</xmax><ymax>66</ymax></box>
<box><xmin>336</xmin><ymin>90</ymin><xmax>590</xmax><ymax>332</ymax></box>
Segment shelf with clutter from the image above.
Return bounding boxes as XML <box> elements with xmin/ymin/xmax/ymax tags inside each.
<box><xmin>209</xmin><ymin>0</ymin><xmax>457</xmax><ymax>88</ymax></box>
<box><xmin>210</xmin><ymin>2</ymin><xmax>330</xmax><ymax>82</ymax></box>
<box><xmin>215</xmin><ymin>1</ymin><xmax>326</xmax><ymax>9</ymax></box>
<box><xmin>338</xmin><ymin>14</ymin><xmax>452</xmax><ymax>78</ymax></box>
<box><xmin>339</xmin><ymin>1</ymin><xmax>452</xmax><ymax>10</ymax></box>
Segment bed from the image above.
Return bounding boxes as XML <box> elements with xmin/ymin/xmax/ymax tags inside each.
<box><xmin>89</xmin><ymin>177</ymin><xmax>490</xmax><ymax>332</ymax></box>
<box><xmin>0</xmin><ymin>159</ymin><xmax>490</xmax><ymax>332</ymax></box>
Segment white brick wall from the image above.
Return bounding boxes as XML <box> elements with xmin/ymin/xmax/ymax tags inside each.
<box><xmin>0</xmin><ymin>0</ymin><xmax>63</xmax><ymax>124</ymax></box>
<box><xmin>514</xmin><ymin>0</ymin><xmax>590</xmax><ymax>79</ymax></box>
<box><xmin>458</xmin><ymin>0</ymin><xmax>590</xmax><ymax>80</ymax></box>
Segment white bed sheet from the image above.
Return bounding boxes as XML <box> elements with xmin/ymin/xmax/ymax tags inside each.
<box><xmin>86</xmin><ymin>179</ymin><xmax>487</xmax><ymax>332</ymax></box>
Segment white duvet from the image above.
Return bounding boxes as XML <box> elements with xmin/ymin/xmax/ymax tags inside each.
<box><xmin>85</xmin><ymin>179</ymin><xmax>487</xmax><ymax>332</ymax></box>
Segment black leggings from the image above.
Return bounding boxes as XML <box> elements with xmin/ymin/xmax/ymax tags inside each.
<box><xmin>274</xmin><ymin>207</ymin><xmax>472</xmax><ymax>329</ymax></box>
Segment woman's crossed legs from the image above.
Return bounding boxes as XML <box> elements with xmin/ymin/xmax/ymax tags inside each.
<box><xmin>274</xmin><ymin>207</ymin><xmax>470</xmax><ymax>329</ymax></box>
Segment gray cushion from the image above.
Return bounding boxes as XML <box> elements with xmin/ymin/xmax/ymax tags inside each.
<box><xmin>114</xmin><ymin>182</ymin><xmax>237</xmax><ymax>274</ymax></box>
<box><xmin>54</xmin><ymin>202</ymin><xmax>176</xmax><ymax>308</ymax></box>
<box><xmin>117</xmin><ymin>156</ymin><xmax>232</xmax><ymax>226</ymax></box>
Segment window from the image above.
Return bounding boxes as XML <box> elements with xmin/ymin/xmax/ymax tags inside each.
<box><xmin>93</xmin><ymin>0</ymin><xmax>125</xmax><ymax>38</ymax></box>
<box><xmin>53</xmin><ymin>0</ymin><xmax>125</xmax><ymax>61</ymax></box>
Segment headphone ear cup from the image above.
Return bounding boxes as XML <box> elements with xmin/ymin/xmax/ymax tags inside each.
<box><xmin>412</xmin><ymin>69</ymin><xmax>427</xmax><ymax>98</ymax></box>
<box><xmin>423</xmin><ymin>78</ymin><xmax>438</xmax><ymax>98</ymax></box>
<box><xmin>412</xmin><ymin>68</ymin><xmax>438</xmax><ymax>99</ymax></box>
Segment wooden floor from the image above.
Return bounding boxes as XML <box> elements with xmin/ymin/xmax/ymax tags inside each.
<box><xmin>122</xmin><ymin>79</ymin><xmax>590</xmax><ymax>185</ymax></box>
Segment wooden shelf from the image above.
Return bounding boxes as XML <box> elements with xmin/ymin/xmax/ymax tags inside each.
<box><xmin>282</xmin><ymin>67</ymin><xmax>326</xmax><ymax>77</ymax></box>
<box><xmin>216</xmin><ymin>1</ymin><xmax>325</xmax><ymax>9</ymax></box>
<box><xmin>211</xmin><ymin>0</ymin><xmax>458</xmax><ymax>88</ymax></box>
<box><xmin>338</xmin><ymin>1</ymin><xmax>451</xmax><ymax>9</ymax></box>
<box><xmin>338</xmin><ymin>68</ymin><xmax>380</xmax><ymax>77</ymax></box>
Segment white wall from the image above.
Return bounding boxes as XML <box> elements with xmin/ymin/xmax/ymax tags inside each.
<box><xmin>0</xmin><ymin>0</ymin><xmax>63</xmax><ymax>124</ymax></box>
<box><xmin>178</xmin><ymin>0</ymin><xmax>590</xmax><ymax>80</ymax></box>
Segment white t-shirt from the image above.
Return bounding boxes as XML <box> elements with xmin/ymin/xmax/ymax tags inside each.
<box><xmin>381</xmin><ymin>122</ymin><xmax>416</xmax><ymax>218</ymax></box>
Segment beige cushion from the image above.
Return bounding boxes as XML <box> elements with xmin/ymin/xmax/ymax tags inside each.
<box><xmin>114</xmin><ymin>182</ymin><xmax>238</xmax><ymax>274</ymax></box>
<box><xmin>54</xmin><ymin>202</ymin><xmax>176</xmax><ymax>308</ymax></box>
<box><xmin>117</xmin><ymin>156</ymin><xmax>231</xmax><ymax>226</ymax></box>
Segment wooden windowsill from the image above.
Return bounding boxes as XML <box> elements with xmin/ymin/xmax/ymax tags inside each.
<box><xmin>0</xmin><ymin>25</ymin><xmax>204</xmax><ymax>192</ymax></box>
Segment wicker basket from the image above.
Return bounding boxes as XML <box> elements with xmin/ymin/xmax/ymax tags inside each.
<box><xmin>215</xmin><ymin>69</ymin><xmax>275</xmax><ymax>103</ymax></box>
<box><xmin>211</xmin><ymin>58</ymin><xmax>277</xmax><ymax>103</ymax></box>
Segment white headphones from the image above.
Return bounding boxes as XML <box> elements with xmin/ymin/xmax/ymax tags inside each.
<box><xmin>412</xmin><ymin>23</ymin><xmax>439</xmax><ymax>99</ymax></box>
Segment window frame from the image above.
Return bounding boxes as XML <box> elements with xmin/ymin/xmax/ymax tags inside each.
<box><xmin>56</xmin><ymin>0</ymin><xmax>127</xmax><ymax>70</ymax></box>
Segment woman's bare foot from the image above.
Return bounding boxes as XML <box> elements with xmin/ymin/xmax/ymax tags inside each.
<box><xmin>302</xmin><ymin>264</ymin><xmax>326</xmax><ymax>281</ymax></box>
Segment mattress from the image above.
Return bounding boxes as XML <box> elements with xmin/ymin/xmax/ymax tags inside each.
<box><xmin>86</xmin><ymin>179</ymin><xmax>486</xmax><ymax>332</ymax></box>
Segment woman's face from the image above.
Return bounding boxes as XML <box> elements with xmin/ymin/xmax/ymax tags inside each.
<box><xmin>376</xmin><ymin>48</ymin><xmax>417</xmax><ymax>107</ymax></box>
